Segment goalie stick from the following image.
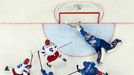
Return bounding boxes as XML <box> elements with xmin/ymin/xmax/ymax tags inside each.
<box><xmin>37</xmin><ymin>51</ymin><xmax>43</xmax><ymax>70</ymax></box>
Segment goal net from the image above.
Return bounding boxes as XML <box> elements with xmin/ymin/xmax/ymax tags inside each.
<box><xmin>54</xmin><ymin>2</ymin><xmax>104</xmax><ymax>24</ymax></box>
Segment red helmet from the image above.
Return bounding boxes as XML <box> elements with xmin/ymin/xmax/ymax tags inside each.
<box><xmin>45</xmin><ymin>39</ymin><xmax>50</xmax><ymax>45</ymax></box>
<box><xmin>23</xmin><ymin>58</ymin><xmax>30</xmax><ymax>64</ymax></box>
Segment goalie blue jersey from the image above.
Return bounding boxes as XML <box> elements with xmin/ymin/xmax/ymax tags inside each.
<box><xmin>80</xmin><ymin>29</ymin><xmax>100</xmax><ymax>48</ymax></box>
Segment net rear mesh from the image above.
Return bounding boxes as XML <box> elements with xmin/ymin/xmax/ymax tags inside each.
<box><xmin>54</xmin><ymin>2</ymin><xmax>104</xmax><ymax>24</ymax></box>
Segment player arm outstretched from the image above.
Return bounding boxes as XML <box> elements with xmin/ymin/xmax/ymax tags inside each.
<box><xmin>76</xmin><ymin>25</ymin><xmax>92</xmax><ymax>39</ymax></box>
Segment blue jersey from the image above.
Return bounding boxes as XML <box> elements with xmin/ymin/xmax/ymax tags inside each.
<box><xmin>81</xmin><ymin>61</ymin><xmax>98</xmax><ymax>75</ymax></box>
<box><xmin>42</xmin><ymin>70</ymin><xmax>47</xmax><ymax>75</ymax></box>
<box><xmin>80</xmin><ymin>29</ymin><xmax>100</xmax><ymax>48</ymax></box>
<box><xmin>42</xmin><ymin>70</ymin><xmax>54</xmax><ymax>75</ymax></box>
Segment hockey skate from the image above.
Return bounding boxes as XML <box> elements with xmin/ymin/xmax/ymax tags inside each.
<box><xmin>111</xmin><ymin>39</ymin><xmax>122</xmax><ymax>47</ymax></box>
<box><xmin>107</xmin><ymin>39</ymin><xmax>122</xmax><ymax>53</ymax></box>
<box><xmin>47</xmin><ymin>62</ymin><xmax>51</xmax><ymax>68</ymax></box>
<box><xmin>104</xmin><ymin>72</ymin><xmax>108</xmax><ymax>75</ymax></box>
<box><xmin>5</xmin><ymin>66</ymin><xmax>9</xmax><ymax>71</ymax></box>
<box><xmin>62</xmin><ymin>58</ymin><xmax>67</xmax><ymax>62</ymax></box>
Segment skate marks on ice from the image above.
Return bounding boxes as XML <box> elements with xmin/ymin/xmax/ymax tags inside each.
<box><xmin>43</xmin><ymin>24</ymin><xmax>115</xmax><ymax>56</ymax></box>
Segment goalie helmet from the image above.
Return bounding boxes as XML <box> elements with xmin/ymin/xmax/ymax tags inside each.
<box><xmin>23</xmin><ymin>58</ymin><xmax>30</xmax><ymax>64</ymax></box>
<box><xmin>45</xmin><ymin>39</ymin><xmax>50</xmax><ymax>45</ymax></box>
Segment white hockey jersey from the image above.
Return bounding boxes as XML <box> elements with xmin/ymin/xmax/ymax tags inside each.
<box><xmin>41</xmin><ymin>42</ymin><xmax>58</xmax><ymax>56</ymax></box>
<box><xmin>14</xmin><ymin>63</ymin><xmax>30</xmax><ymax>74</ymax></box>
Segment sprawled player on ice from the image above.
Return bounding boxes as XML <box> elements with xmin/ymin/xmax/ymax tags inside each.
<box><xmin>40</xmin><ymin>39</ymin><xmax>67</xmax><ymax>67</ymax></box>
<box><xmin>68</xmin><ymin>22</ymin><xmax>122</xmax><ymax>64</ymax></box>
<box><xmin>5</xmin><ymin>58</ymin><xmax>32</xmax><ymax>75</ymax></box>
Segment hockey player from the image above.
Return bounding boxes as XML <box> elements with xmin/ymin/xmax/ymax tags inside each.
<box><xmin>41</xmin><ymin>69</ymin><xmax>54</xmax><ymax>75</ymax></box>
<box><xmin>5</xmin><ymin>58</ymin><xmax>32</xmax><ymax>75</ymax></box>
<box><xmin>77</xmin><ymin>61</ymin><xmax>108</xmax><ymax>75</ymax></box>
<box><xmin>40</xmin><ymin>39</ymin><xmax>67</xmax><ymax>67</ymax></box>
<box><xmin>71</xmin><ymin>23</ymin><xmax>122</xmax><ymax>64</ymax></box>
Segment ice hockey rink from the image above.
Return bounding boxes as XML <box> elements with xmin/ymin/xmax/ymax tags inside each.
<box><xmin>0</xmin><ymin>0</ymin><xmax>134</xmax><ymax>75</ymax></box>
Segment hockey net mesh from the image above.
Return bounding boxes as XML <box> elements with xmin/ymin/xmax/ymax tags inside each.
<box><xmin>54</xmin><ymin>2</ymin><xmax>104</xmax><ymax>24</ymax></box>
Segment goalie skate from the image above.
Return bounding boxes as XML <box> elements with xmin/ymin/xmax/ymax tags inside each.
<box><xmin>107</xmin><ymin>39</ymin><xmax>122</xmax><ymax>53</ymax></box>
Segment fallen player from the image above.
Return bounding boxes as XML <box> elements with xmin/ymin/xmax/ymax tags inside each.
<box><xmin>69</xmin><ymin>23</ymin><xmax>122</xmax><ymax>64</ymax></box>
<box><xmin>5</xmin><ymin>58</ymin><xmax>32</xmax><ymax>75</ymax></box>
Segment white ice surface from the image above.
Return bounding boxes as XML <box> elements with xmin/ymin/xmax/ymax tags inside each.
<box><xmin>0</xmin><ymin>25</ymin><xmax>134</xmax><ymax>75</ymax></box>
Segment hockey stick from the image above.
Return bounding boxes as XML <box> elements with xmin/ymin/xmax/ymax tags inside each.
<box><xmin>37</xmin><ymin>51</ymin><xmax>43</xmax><ymax>70</ymax></box>
<box><xmin>30</xmin><ymin>50</ymin><xmax>33</xmax><ymax>65</ymax></box>
<box><xmin>68</xmin><ymin>71</ymin><xmax>78</xmax><ymax>75</ymax></box>
<box><xmin>57</xmin><ymin>41</ymin><xmax>72</xmax><ymax>49</ymax></box>
<box><xmin>29</xmin><ymin>51</ymin><xmax>33</xmax><ymax>75</ymax></box>
<box><xmin>68</xmin><ymin>65</ymin><xmax>79</xmax><ymax>75</ymax></box>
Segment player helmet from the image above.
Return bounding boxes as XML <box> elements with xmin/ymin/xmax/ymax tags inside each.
<box><xmin>45</xmin><ymin>39</ymin><xmax>50</xmax><ymax>45</ymax></box>
<box><xmin>23</xmin><ymin>58</ymin><xmax>30</xmax><ymax>64</ymax></box>
<box><xmin>83</xmin><ymin>61</ymin><xmax>88</xmax><ymax>67</ymax></box>
<box><xmin>48</xmin><ymin>72</ymin><xmax>54</xmax><ymax>75</ymax></box>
